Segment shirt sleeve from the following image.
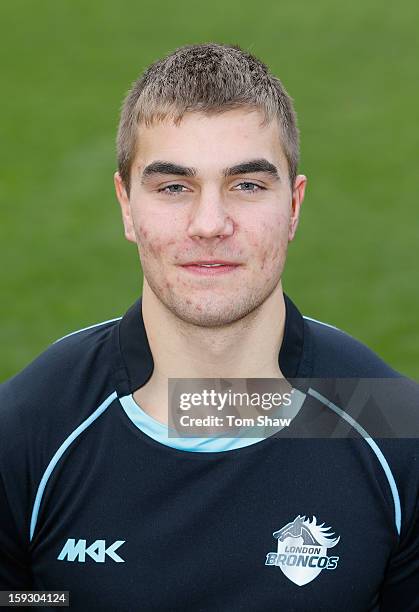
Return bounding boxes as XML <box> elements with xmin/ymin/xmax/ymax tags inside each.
<box><xmin>0</xmin><ymin>473</ymin><xmax>32</xmax><ymax>588</ymax></box>
<box><xmin>0</xmin><ymin>380</ymin><xmax>33</xmax><ymax>588</ymax></box>
<box><xmin>379</xmin><ymin>437</ymin><xmax>419</xmax><ymax>611</ymax></box>
<box><xmin>0</xmin><ymin>327</ymin><xmax>114</xmax><ymax>590</ymax></box>
<box><xmin>379</xmin><ymin>508</ymin><xmax>419</xmax><ymax>611</ymax></box>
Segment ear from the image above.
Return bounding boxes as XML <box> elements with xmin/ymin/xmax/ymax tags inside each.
<box><xmin>114</xmin><ymin>172</ymin><xmax>137</xmax><ymax>244</ymax></box>
<box><xmin>288</xmin><ymin>174</ymin><xmax>307</xmax><ymax>242</ymax></box>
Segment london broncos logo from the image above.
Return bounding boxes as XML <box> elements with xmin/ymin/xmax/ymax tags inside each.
<box><xmin>265</xmin><ymin>515</ymin><xmax>340</xmax><ymax>586</ymax></box>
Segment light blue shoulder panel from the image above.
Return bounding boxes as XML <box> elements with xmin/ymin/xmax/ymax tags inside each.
<box><xmin>308</xmin><ymin>387</ymin><xmax>401</xmax><ymax>535</ymax></box>
<box><xmin>29</xmin><ymin>391</ymin><xmax>117</xmax><ymax>541</ymax></box>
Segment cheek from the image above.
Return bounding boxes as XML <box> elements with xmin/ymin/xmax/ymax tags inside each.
<box><xmin>136</xmin><ymin>208</ymin><xmax>181</xmax><ymax>257</ymax></box>
<box><xmin>251</xmin><ymin>215</ymin><xmax>289</xmax><ymax>271</ymax></box>
<box><xmin>137</xmin><ymin>223</ymin><xmax>168</xmax><ymax>258</ymax></box>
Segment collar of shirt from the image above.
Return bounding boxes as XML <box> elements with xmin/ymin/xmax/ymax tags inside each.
<box><xmin>111</xmin><ymin>292</ymin><xmax>312</xmax><ymax>398</ymax></box>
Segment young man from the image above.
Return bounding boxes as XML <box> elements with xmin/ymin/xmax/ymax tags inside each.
<box><xmin>1</xmin><ymin>43</ymin><xmax>418</xmax><ymax>611</ymax></box>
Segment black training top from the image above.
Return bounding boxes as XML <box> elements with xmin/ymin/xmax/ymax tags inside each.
<box><xmin>1</xmin><ymin>294</ymin><xmax>418</xmax><ymax>611</ymax></box>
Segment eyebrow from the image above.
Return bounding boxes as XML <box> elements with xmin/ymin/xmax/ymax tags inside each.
<box><xmin>141</xmin><ymin>161</ymin><xmax>196</xmax><ymax>182</ymax></box>
<box><xmin>223</xmin><ymin>159</ymin><xmax>280</xmax><ymax>180</ymax></box>
<box><xmin>140</xmin><ymin>158</ymin><xmax>280</xmax><ymax>183</ymax></box>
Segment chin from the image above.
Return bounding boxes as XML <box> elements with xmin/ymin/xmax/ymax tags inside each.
<box><xmin>167</xmin><ymin>294</ymin><xmax>266</xmax><ymax>329</ymax></box>
<box><xmin>144</xmin><ymin>271</ymin><xmax>282</xmax><ymax>328</ymax></box>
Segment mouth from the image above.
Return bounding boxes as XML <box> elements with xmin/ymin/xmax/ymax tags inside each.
<box><xmin>180</xmin><ymin>261</ymin><xmax>241</xmax><ymax>276</ymax></box>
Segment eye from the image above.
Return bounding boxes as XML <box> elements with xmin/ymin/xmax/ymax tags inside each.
<box><xmin>234</xmin><ymin>182</ymin><xmax>266</xmax><ymax>193</ymax></box>
<box><xmin>157</xmin><ymin>184</ymin><xmax>189</xmax><ymax>195</ymax></box>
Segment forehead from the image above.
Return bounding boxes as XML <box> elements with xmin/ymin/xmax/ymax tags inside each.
<box><xmin>134</xmin><ymin>109</ymin><xmax>287</xmax><ymax>172</ymax></box>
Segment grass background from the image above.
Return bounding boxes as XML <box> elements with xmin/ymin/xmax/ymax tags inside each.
<box><xmin>1</xmin><ymin>0</ymin><xmax>418</xmax><ymax>381</ymax></box>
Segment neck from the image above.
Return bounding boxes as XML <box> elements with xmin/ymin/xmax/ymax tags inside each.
<box><xmin>133</xmin><ymin>280</ymin><xmax>287</xmax><ymax>425</ymax></box>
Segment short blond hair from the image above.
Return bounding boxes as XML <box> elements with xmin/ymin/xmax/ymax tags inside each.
<box><xmin>117</xmin><ymin>43</ymin><xmax>300</xmax><ymax>194</ymax></box>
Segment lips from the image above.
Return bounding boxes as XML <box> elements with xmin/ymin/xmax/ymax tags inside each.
<box><xmin>181</xmin><ymin>261</ymin><xmax>239</xmax><ymax>266</ymax></box>
<box><xmin>180</xmin><ymin>261</ymin><xmax>241</xmax><ymax>275</ymax></box>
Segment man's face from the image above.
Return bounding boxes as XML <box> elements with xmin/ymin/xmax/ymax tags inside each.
<box><xmin>115</xmin><ymin>108</ymin><xmax>306</xmax><ymax>327</ymax></box>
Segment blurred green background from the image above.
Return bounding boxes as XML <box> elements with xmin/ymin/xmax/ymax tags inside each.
<box><xmin>1</xmin><ymin>0</ymin><xmax>418</xmax><ymax>381</ymax></box>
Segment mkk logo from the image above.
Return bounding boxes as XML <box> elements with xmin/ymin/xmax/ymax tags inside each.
<box><xmin>265</xmin><ymin>515</ymin><xmax>340</xmax><ymax>586</ymax></box>
<box><xmin>57</xmin><ymin>538</ymin><xmax>125</xmax><ymax>563</ymax></box>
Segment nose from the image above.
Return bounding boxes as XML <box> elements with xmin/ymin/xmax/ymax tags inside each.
<box><xmin>187</xmin><ymin>188</ymin><xmax>234</xmax><ymax>240</ymax></box>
